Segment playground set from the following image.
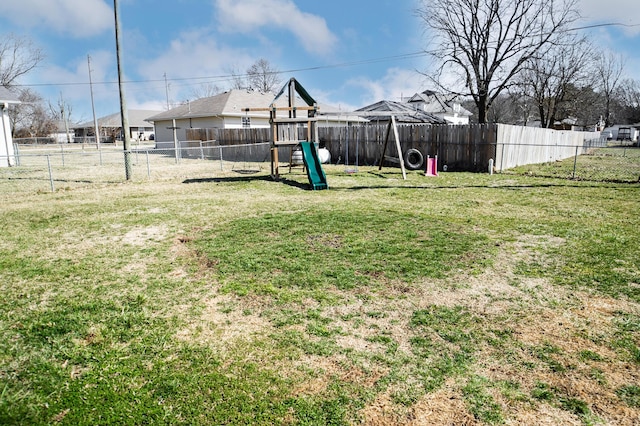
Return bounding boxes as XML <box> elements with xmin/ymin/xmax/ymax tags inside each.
<box><xmin>244</xmin><ymin>78</ymin><xmax>438</xmax><ymax>190</ymax></box>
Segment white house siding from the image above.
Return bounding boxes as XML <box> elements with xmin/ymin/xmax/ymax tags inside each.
<box><xmin>222</xmin><ymin>115</ymin><xmax>271</xmax><ymax>130</ymax></box>
<box><xmin>442</xmin><ymin>113</ymin><xmax>469</xmax><ymax>125</ymax></box>
<box><xmin>1</xmin><ymin>107</ymin><xmax>15</xmax><ymax>167</ymax></box>
<box><xmin>153</xmin><ymin>115</ymin><xmax>276</xmax><ymax>143</ymax></box>
<box><xmin>153</xmin><ymin>117</ymin><xmax>224</xmax><ymax>143</ymax></box>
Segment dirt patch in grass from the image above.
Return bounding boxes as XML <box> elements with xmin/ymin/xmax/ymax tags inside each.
<box><xmin>362</xmin><ymin>385</ymin><xmax>476</xmax><ymax>425</ymax></box>
<box><xmin>117</xmin><ymin>225</ymin><xmax>168</xmax><ymax>246</ymax></box>
<box><xmin>175</xmin><ymin>293</ymin><xmax>274</xmax><ymax>350</ymax></box>
<box><xmin>172</xmin><ymin>227</ymin><xmax>639</xmax><ymax>424</ymax></box>
<box><xmin>475</xmin><ymin>292</ymin><xmax>640</xmax><ymax>425</ymax></box>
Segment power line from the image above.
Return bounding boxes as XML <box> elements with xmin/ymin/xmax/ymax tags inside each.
<box><xmin>14</xmin><ymin>51</ymin><xmax>429</xmax><ymax>89</ymax></box>
<box><xmin>10</xmin><ymin>21</ymin><xmax>639</xmax><ymax>90</ymax></box>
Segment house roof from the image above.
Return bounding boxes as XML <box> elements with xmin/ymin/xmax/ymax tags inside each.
<box><xmin>356</xmin><ymin>100</ymin><xmax>447</xmax><ymax>124</ymax></box>
<box><xmin>0</xmin><ymin>86</ymin><xmax>21</xmax><ymax>104</ymax></box>
<box><xmin>75</xmin><ymin>109</ymin><xmax>160</xmax><ymax>129</ymax></box>
<box><xmin>146</xmin><ymin>89</ymin><xmax>361</xmax><ymax>123</ymax></box>
<box><xmin>146</xmin><ymin>90</ymin><xmax>282</xmax><ymax>122</ymax></box>
<box><xmin>407</xmin><ymin>90</ymin><xmax>472</xmax><ymax>117</ymax></box>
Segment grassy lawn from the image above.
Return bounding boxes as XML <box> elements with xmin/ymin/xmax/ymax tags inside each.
<box><xmin>0</xmin><ymin>165</ymin><xmax>638</xmax><ymax>425</ymax></box>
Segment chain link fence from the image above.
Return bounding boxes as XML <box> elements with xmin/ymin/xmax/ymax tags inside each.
<box><xmin>1</xmin><ymin>140</ymin><xmax>638</xmax><ymax>193</ymax></box>
<box><xmin>1</xmin><ymin>142</ymin><xmax>274</xmax><ymax>193</ymax></box>
<box><xmin>503</xmin><ymin>142</ymin><xmax>640</xmax><ymax>183</ymax></box>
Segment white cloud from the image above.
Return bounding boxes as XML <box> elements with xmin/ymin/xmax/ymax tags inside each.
<box><xmin>578</xmin><ymin>0</ymin><xmax>640</xmax><ymax>35</ymax></box>
<box><xmin>214</xmin><ymin>0</ymin><xmax>337</xmax><ymax>55</ymax></box>
<box><xmin>0</xmin><ymin>0</ymin><xmax>113</xmax><ymax>38</ymax></box>
<box><xmin>32</xmin><ymin>50</ymin><xmax>118</xmax><ymax>122</ymax></box>
<box><xmin>345</xmin><ymin>68</ymin><xmax>428</xmax><ymax>107</ymax></box>
<box><xmin>136</xmin><ymin>29</ymin><xmax>255</xmax><ymax>101</ymax></box>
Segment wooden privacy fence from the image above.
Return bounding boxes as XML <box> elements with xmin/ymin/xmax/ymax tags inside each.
<box><xmin>183</xmin><ymin>124</ymin><xmax>600</xmax><ymax>173</ymax></box>
<box><xmin>186</xmin><ymin>128</ymin><xmax>271</xmax><ymax>145</ymax></box>
<box><xmin>186</xmin><ymin>124</ymin><xmax>499</xmax><ymax>172</ymax></box>
<box><xmin>318</xmin><ymin>124</ymin><xmax>497</xmax><ymax>172</ymax></box>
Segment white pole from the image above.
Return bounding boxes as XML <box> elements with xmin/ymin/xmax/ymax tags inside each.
<box><xmin>88</xmin><ymin>55</ymin><xmax>101</xmax><ymax>151</ymax></box>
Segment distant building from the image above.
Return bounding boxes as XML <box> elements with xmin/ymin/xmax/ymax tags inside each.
<box><xmin>356</xmin><ymin>100</ymin><xmax>447</xmax><ymax>124</ymax></box>
<box><xmin>0</xmin><ymin>86</ymin><xmax>21</xmax><ymax>167</ymax></box>
<box><xmin>406</xmin><ymin>90</ymin><xmax>472</xmax><ymax>125</ymax></box>
<box><xmin>74</xmin><ymin>110</ymin><xmax>159</xmax><ymax>143</ymax></box>
<box><xmin>146</xmin><ymin>89</ymin><xmax>360</xmax><ymax>143</ymax></box>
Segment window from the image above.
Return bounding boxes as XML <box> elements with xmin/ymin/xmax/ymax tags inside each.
<box><xmin>242</xmin><ymin>116</ymin><xmax>251</xmax><ymax>128</ymax></box>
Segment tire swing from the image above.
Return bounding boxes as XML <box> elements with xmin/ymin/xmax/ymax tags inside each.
<box><xmin>404</xmin><ymin>148</ymin><xmax>424</xmax><ymax>170</ymax></box>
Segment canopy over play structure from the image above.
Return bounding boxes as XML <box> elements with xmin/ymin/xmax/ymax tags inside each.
<box><xmin>244</xmin><ymin>77</ymin><xmax>328</xmax><ymax>190</ymax></box>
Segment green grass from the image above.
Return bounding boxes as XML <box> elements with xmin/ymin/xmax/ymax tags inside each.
<box><xmin>507</xmin><ymin>146</ymin><xmax>640</xmax><ymax>183</ymax></box>
<box><xmin>0</xmin><ymin>165</ymin><xmax>638</xmax><ymax>424</ymax></box>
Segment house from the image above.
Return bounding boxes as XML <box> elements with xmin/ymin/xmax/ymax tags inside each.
<box><xmin>146</xmin><ymin>89</ymin><xmax>363</xmax><ymax>143</ymax></box>
<box><xmin>356</xmin><ymin>100</ymin><xmax>447</xmax><ymax>124</ymax></box>
<box><xmin>74</xmin><ymin>109</ymin><xmax>159</xmax><ymax>143</ymax></box>
<box><xmin>406</xmin><ymin>90</ymin><xmax>472</xmax><ymax>125</ymax></box>
<box><xmin>1</xmin><ymin>86</ymin><xmax>20</xmax><ymax>167</ymax></box>
<box><xmin>49</xmin><ymin>120</ymin><xmax>75</xmax><ymax>143</ymax></box>
<box><xmin>601</xmin><ymin>124</ymin><xmax>639</xmax><ymax>142</ymax></box>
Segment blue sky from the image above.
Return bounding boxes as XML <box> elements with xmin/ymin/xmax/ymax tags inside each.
<box><xmin>0</xmin><ymin>0</ymin><xmax>638</xmax><ymax>123</ymax></box>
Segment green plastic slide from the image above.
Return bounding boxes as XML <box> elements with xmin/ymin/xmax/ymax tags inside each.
<box><xmin>299</xmin><ymin>141</ymin><xmax>328</xmax><ymax>190</ymax></box>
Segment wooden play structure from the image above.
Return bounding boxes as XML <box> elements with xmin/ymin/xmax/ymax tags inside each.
<box><xmin>244</xmin><ymin>78</ymin><xmax>327</xmax><ymax>190</ymax></box>
<box><xmin>376</xmin><ymin>114</ymin><xmax>407</xmax><ymax>180</ymax></box>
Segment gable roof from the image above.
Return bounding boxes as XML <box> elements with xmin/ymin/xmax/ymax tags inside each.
<box><xmin>0</xmin><ymin>86</ymin><xmax>21</xmax><ymax>104</ymax></box>
<box><xmin>146</xmin><ymin>90</ymin><xmax>279</xmax><ymax>122</ymax></box>
<box><xmin>407</xmin><ymin>90</ymin><xmax>472</xmax><ymax>117</ymax></box>
<box><xmin>75</xmin><ymin>109</ymin><xmax>160</xmax><ymax>129</ymax></box>
<box><xmin>146</xmin><ymin>88</ymin><xmax>358</xmax><ymax>123</ymax></box>
<box><xmin>356</xmin><ymin>100</ymin><xmax>447</xmax><ymax>124</ymax></box>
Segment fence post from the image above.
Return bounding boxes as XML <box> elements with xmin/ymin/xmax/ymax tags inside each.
<box><xmin>200</xmin><ymin>141</ymin><xmax>204</xmax><ymax>160</ymax></box>
<box><xmin>13</xmin><ymin>143</ymin><xmax>20</xmax><ymax>166</ymax></box>
<box><xmin>219</xmin><ymin>146</ymin><xmax>224</xmax><ymax>171</ymax></box>
<box><xmin>146</xmin><ymin>150</ymin><xmax>151</xmax><ymax>179</ymax></box>
<box><xmin>46</xmin><ymin>155</ymin><xmax>55</xmax><ymax>192</ymax></box>
<box><xmin>572</xmin><ymin>145</ymin><xmax>579</xmax><ymax>179</ymax></box>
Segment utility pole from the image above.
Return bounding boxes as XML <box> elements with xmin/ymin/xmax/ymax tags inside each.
<box><xmin>114</xmin><ymin>0</ymin><xmax>132</xmax><ymax>180</ymax></box>
<box><xmin>164</xmin><ymin>72</ymin><xmax>170</xmax><ymax>110</ymax></box>
<box><xmin>59</xmin><ymin>92</ymin><xmax>71</xmax><ymax>144</ymax></box>
<box><xmin>87</xmin><ymin>55</ymin><xmax>101</xmax><ymax>150</ymax></box>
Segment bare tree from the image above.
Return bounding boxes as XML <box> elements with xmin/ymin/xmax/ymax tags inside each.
<box><xmin>188</xmin><ymin>82</ymin><xmax>224</xmax><ymax>100</ymax></box>
<box><xmin>486</xmin><ymin>91</ymin><xmax>533</xmax><ymax>125</ymax></box>
<box><xmin>595</xmin><ymin>51</ymin><xmax>625</xmax><ymax>127</ymax></box>
<box><xmin>49</xmin><ymin>94</ymin><xmax>74</xmax><ymax>143</ymax></box>
<box><xmin>226</xmin><ymin>65</ymin><xmax>248</xmax><ymax>90</ymax></box>
<box><xmin>0</xmin><ymin>34</ymin><xmax>44</xmax><ymax>88</ymax></box>
<box><xmin>246</xmin><ymin>59</ymin><xmax>281</xmax><ymax>93</ymax></box>
<box><xmin>614</xmin><ymin>78</ymin><xmax>640</xmax><ymax>124</ymax></box>
<box><xmin>519</xmin><ymin>35</ymin><xmax>594</xmax><ymax>128</ymax></box>
<box><xmin>10</xmin><ymin>88</ymin><xmax>56</xmax><ymax>138</ymax></box>
<box><xmin>417</xmin><ymin>0</ymin><xmax>580</xmax><ymax>123</ymax></box>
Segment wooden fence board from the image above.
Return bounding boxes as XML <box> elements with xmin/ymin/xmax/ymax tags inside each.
<box><xmin>183</xmin><ymin>123</ymin><xmax>600</xmax><ymax>173</ymax></box>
